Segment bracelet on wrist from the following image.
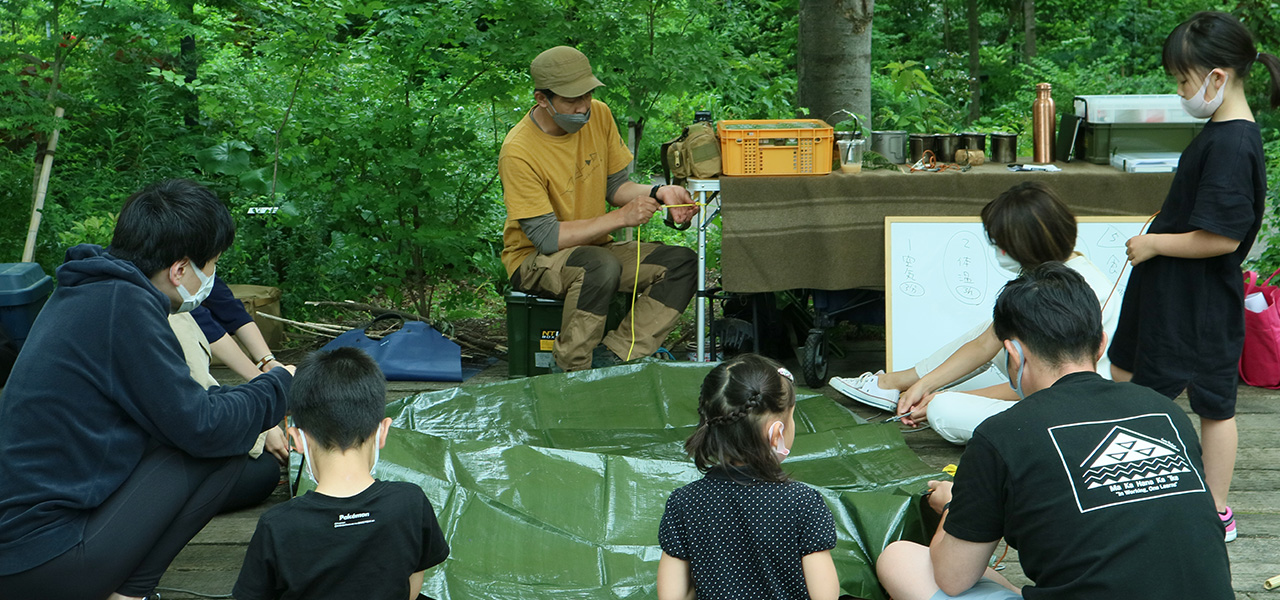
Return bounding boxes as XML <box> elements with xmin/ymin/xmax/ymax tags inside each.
<box><xmin>649</xmin><ymin>184</ymin><xmax>662</xmax><ymax>199</ymax></box>
<box><xmin>256</xmin><ymin>354</ymin><xmax>277</xmax><ymax>370</ymax></box>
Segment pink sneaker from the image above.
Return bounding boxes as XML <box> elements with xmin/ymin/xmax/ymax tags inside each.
<box><xmin>1220</xmin><ymin>506</ymin><xmax>1237</xmax><ymax>543</ymax></box>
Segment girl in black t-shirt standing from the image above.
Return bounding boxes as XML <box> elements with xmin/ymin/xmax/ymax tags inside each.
<box><xmin>1109</xmin><ymin>11</ymin><xmax>1280</xmax><ymax>543</ymax></box>
<box><xmin>656</xmin><ymin>354</ymin><xmax>839</xmax><ymax>600</ymax></box>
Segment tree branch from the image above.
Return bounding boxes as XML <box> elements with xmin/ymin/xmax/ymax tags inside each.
<box><xmin>271</xmin><ymin>40</ymin><xmax>320</xmax><ymax>199</ymax></box>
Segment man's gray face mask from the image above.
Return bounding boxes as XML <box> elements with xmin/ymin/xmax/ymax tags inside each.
<box><xmin>547</xmin><ymin>100</ymin><xmax>590</xmax><ymax>134</ymax></box>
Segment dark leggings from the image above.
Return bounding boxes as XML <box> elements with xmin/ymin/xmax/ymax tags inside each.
<box><xmin>0</xmin><ymin>445</ymin><xmax>246</xmax><ymax>600</ymax></box>
<box><xmin>219</xmin><ymin>452</ymin><xmax>282</xmax><ymax>513</ymax></box>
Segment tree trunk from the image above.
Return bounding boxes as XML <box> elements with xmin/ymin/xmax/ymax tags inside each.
<box><xmin>175</xmin><ymin>0</ymin><xmax>199</xmax><ymax>127</ymax></box>
<box><xmin>798</xmin><ymin>0</ymin><xmax>875</xmax><ymax>126</ymax></box>
<box><xmin>943</xmin><ymin>0</ymin><xmax>952</xmax><ymax>53</ymax></box>
<box><xmin>966</xmin><ymin>0</ymin><xmax>981</xmax><ymax>122</ymax></box>
<box><xmin>1023</xmin><ymin>0</ymin><xmax>1037</xmax><ymax>60</ymax></box>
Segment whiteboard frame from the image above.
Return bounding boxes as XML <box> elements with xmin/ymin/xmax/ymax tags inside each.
<box><xmin>884</xmin><ymin>215</ymin><xmax>1152</xmax><ymax>372</ymax></box>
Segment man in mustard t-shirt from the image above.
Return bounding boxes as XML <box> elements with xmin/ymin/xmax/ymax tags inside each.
<box><xmin>498</xmin><ymin>46</ymin><xmax>698</xmax><ymax>372</ymax></box>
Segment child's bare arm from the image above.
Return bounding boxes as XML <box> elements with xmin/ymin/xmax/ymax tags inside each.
<box><xmin>408</xmin><ymin>570</ymin><xmax>425</xmax><ymax>600</ymax></box>
<box><xmin>1126</xmin><ymin>230</ymin><xmax>1240</xmax><ymax>265</ymax></box>
<box><xmin>656</xmin><ymin>552</ymin><xmax>695</xmax><ymax>600</ymax></box>
<box><xmin>801</xmin><ymin>550</ymin><xmax>839</xmax><ymax>600</ymax></box>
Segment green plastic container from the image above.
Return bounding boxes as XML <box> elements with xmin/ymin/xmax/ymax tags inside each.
<box><xmin>505</xmin><ymin>291</ymin><xmax>630</xmax><ymax>377</ymax></box>
<box><xmin>506</xmin><ymin>291</ymin><xmax>565</xmax><ymax>377</ymax></box>
<box><xmin>1079</xmin><ymin>122</ymin><xmax>1203</xmax><ymax>165</ymax></box>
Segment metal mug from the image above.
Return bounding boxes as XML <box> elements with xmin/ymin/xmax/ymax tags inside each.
<box><xmin>961</xmin><ymin>132</ymin><xmax>987</xmax><ymax>154</ymax></box>
<box><xmin>990</xmin><ymin>132</ymin><xmax>1018</xmax><ymax>163</ymax></box>
<box><xmin>908</xmin><ymin>133</ymin><xmax>934</xmax><ymax>163</ymax></box>
<box><xmin>935</xmin><ymin>134</ymin><xmax>960</xmax><ymax>163</ymax></box>
<box><xmin>871</xmin><ymin>130</ymin><xmax>908</xmax><ymax>164</ymax></box>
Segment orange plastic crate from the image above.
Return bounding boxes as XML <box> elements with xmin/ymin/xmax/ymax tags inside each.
<box><xmin>717</xmin><ymin>119</ymin><xmax>834</xmax><ymax>176</ymax></box>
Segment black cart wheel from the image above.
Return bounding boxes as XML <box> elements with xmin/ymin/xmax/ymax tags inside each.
<box><xmin>800</xmin><ymin>328</ymin><xmax>828</xmax><ymax>388</ymax></box>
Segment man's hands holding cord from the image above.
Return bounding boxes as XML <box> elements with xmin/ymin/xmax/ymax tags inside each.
<box><xmin>655</xmin><ymin>185</ymin><xmax>698</xmax><ymax>225</ymax></box>
<box><xmin>618</xmin><ymin>195</ymin><xmax>664</xmax><ymax>227</ymax></box>
<box><xmin>618</xmin><ymin>185</ymin><xmax>698</xmax><ymax>227</ymax></box>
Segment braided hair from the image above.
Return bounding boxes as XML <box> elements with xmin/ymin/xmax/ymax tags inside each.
<box><xmin>684</xmin><ymin>353</ymin><xmax>797</xmax><ymax>483</ymax></box>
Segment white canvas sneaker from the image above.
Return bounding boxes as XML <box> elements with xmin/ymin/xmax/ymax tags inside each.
<box><xmin>830</xmin><ymin>372</ymin><xmax>900</xmax><ymax>412</ymax></box>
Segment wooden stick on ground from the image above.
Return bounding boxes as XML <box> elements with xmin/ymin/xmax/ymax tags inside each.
<box><xmin>254</xmin><ymin>312</ymin><xmax>344</xmax><ymax>338</ymax></box>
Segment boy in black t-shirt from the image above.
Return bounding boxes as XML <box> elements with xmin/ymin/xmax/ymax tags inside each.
<box><xmin>234</xmin><ymin>348</ymin><xmax>449</xmax><ymax>600</ymax></box>
<box><xmin>876</xmin><ymin>264</ymin><xmax>1231</xmax><ymax>600</ymax></box>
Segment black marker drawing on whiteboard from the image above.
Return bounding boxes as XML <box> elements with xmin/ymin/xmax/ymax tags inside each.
<box><xmin>1107</xmin><ymin>255</ymin><xmax>1123</xmax><ymax>276</ymax></box>
<box><xmin>900</xmin><ymin>253</ymin><xmax>925</xmax><ymax>297</ymax></box>
<box><xmin>1096</xmin><ymin>226</ymin><xmax>1126</xmax><ymax>248</ymax></box>
<box><xmin>944</xmin><ymin>231</ymin><xmax>986</xmax><ymax>305</ymax></box>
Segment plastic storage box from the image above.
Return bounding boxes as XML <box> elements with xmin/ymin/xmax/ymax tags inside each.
<box><xmin>718</xmin><ymin>119</ymin><xmax>833</xmax><ymax>176</ymax></box>
<box><xmin>1077</xmin><ymin>122</ymin><xmax>1203</xmax><ymax>164</ymax></box>
<box><xmin>506</xmin><ymin>291</ymin><xmax>629</xmax><ymax>377</ymax></box>
<box><xmin>0</xmin><ymin>263</ymin><xmax>55</xmax><ymax>348</ymax></box>
<box><xmin>1073</xmin><ymin>95</ymin><xmax>1205</xmax><ymax>124</ymax></box>
<box><xmin>506</xmin><ymin>291</ymin><xmax>564</xmax><ymax>377</ymax></box>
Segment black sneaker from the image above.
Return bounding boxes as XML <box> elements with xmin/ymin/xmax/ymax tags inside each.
<box><xmin>592</xmin><ymin>344</ymin><xmax>623</xmax><ymax>368</ymax></box>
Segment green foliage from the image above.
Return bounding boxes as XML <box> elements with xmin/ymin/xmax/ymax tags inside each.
<box><xmin>874</xmin><ymin>61</ymin><xmax>960</xmax><ymax>132</ymax></box>
<box><xmin>2</xmin><ymin>0</ymin><xmax>1278</xmax><ymax>337</ymax></box>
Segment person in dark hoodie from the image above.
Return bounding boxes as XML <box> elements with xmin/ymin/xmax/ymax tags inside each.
<box><xmin>0</xmin><ymin>179</ymin><xmax>293</xmax><ymax>600</ymax></box>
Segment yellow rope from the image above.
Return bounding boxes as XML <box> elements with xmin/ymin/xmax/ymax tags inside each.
<box><xmin>624</xmin><ymin>201</ymin><xmax>708</xmax><ymax>361</ymax></box>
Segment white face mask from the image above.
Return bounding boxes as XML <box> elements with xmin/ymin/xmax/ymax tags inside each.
<box><xmin>1180</xmin><ymin>70</ymin><xmax>1228</xmax><ymax>119</ymax></box>
<box><xmin>297</xmin><ymin>428</ymin><xmax>381</xmax><ymax>485</ymax></box>
<box><xmin>993</xmin><ymin>245</ymin><xmax>1021</xmax><ymax>273</ymax></box>
<box><xmin>174</xmin><ymin>260</ymin><xmax>215</xmax><ymax>314</ymax></box>
<box><xmin>768</xmin><ymin>420</ymin><xmax>790</xmax><ymax>462</ymax></box>
<box><xmin>1007</xmin><ymin>339</ymin><xmax>1027</xmax><ymax>400</ymax></box>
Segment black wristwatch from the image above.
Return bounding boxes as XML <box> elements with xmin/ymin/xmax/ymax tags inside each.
<box><xmin>649</xmin><ymin>184</ymin><xmax>662</xmax><ymax>199</ymax></box>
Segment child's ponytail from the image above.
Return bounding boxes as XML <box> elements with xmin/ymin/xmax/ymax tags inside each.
<box><xmin>1257</xmin><ymin>51</ymin><xmax>1280</xmax><ymax>109</ymax></box>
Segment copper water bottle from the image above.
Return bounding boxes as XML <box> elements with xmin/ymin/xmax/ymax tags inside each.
<box><xmin>1032</xmin><ymin>83</ymin><xmax>1055</xmax><ymax>163</ymax></box>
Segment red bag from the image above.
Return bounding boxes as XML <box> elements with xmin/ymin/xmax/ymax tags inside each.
<box><xmin>1239</xmin><ymin>268</ymin><xmax>1280</xmax><ymax>388</ymax></box>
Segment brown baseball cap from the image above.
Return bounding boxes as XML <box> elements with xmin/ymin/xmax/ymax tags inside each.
<box><xmin>530</xmin><ymin>46</ymin><xmax>604</xmax><ymax>97</ymax></box>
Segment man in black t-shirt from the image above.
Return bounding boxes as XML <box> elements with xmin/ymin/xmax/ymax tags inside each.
<box><xmin>234</xmin><ymin>348</ymin><xmax>449</xmax><ymax>600</ymax></box>
<box><xmin>876</xmin><ymin>263</ymin><xmax>1231</xmax><ymax>600</ymax></box>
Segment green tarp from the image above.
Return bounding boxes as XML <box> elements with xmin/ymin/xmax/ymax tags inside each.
<box><xmin>296</xmin><ymin>361</ymin><xmax>941</xmax><ymax>599</ymax></box>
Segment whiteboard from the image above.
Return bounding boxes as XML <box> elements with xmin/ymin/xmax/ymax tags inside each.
<box><xmin>885</xmin><ymin>216</ymin><xmax>1150</xmax><ymax>372</ymax></box>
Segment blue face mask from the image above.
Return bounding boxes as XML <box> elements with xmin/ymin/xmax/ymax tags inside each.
<box><xmin>1008</xmin><ymin>339</ymin><xmax>1027</xmax><ymax>400</ymax></box>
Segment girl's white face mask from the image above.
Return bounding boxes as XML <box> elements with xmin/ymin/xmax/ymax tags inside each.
<box><xmin>1181</xmin><ymin>70</ymin><xmax>1228</xmax><ymax>119</ymax></box>
<box><xmin>768</xmin><ymin>421</ymin><xmax>790</xmax><ymax>462</ymax></box>
<box><xmin>992</xmin><ymin>244</ymin><xmax>1021</xmax><ymax>273</ymax></box>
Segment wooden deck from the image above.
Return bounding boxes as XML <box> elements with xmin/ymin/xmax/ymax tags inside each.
<box><xmin>157</xmin><ymin>349</ymin><xmax>1279</xmax><ymax>599</ymax></box>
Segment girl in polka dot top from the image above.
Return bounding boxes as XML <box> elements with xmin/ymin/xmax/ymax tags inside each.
<box><xmin>656</xmin><ymin>353</ymin><xmax>839</xmax><ymax>600</ymax></box>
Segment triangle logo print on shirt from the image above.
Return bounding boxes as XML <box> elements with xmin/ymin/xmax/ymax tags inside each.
<box><xmin>1079</xmin><ymin>426</ymin><xmax>1191</xmax><ymax>489</ymax></box>
<box><xmin>1049</xmin><ymin>413</ymin><xmax>1207</xmax><ymax>513</ymax></box>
